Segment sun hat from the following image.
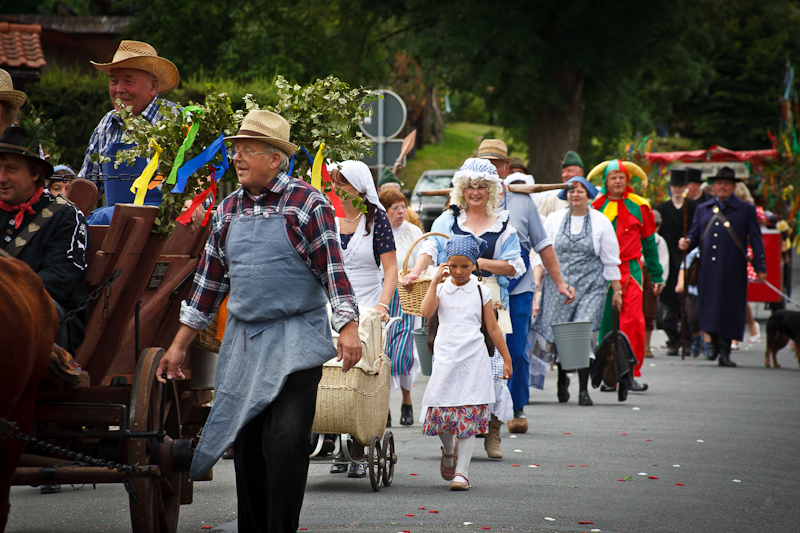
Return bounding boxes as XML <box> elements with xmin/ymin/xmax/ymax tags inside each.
<box><xmin>0</xmin><ymin>126</ymin><xmax>54</xmax><ymax>179</ymax></box>
<box><xmin>706</xmin><ymin>166</ymin><xmax>744</xmax><ymax>182</ymax></box>
<box><xmin>476</xmin><ymin>139</ymin><xmax>509</xmax><ymax>161</ymax></box>
<box><xmin>91</xmin><ymin>41</ymin><xmax>180</xmax><ymax>93</ymax></box>
<box><xmin>0</xmin><ymin>69</ymin><xmax>26</xmax><ymax>109</ymax></box>
<box><xmin>454</xmin><ymin>157</ymin><xmax>501</xmax><ymax>182</ymax></box>
<box><xmin>225</xmin><ymin>110</ymin><xmax>298</xmax><ymax>155</ymax></box>
<box><xmin>558</xmin><ymin>176</ymin><xmax>597</xmax><ymax>200</ymax></box>
<box><xmin>561</xmin><ymin>150</ymin><xmax>584</xmax><ymax>169</ymax></box>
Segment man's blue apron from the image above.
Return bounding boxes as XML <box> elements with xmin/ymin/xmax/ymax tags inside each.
<box><xmin>87</xmin><ymin>142</ymin><xmax>162</xmax><ymax>224</ymax></box>
<box><xmin>189</xmin><ymin>208</ymin><xmax>337</xmax><ymax>481</ymax></box>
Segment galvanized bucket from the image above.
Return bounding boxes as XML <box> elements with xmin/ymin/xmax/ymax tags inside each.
<box><xmin>551</xmin><ymin>321</ymin><xmax>593</xmax><ymax>370</ymax></box>
<box><xmin>412</xmin><ymin>327</ymin><xmax>432</xmax><ymax>376</ymax></box>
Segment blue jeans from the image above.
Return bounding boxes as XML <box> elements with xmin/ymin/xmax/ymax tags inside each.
<box><xmin>507</xmin><ymin>291</ymin><xmax>534</xmax><ymax>411</ymax></box>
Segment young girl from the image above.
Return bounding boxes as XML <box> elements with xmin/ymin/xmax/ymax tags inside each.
<box><xmin>419</xmin><ymin>235</ymin><xmax>513</xmax><ymax>491</ymax></box>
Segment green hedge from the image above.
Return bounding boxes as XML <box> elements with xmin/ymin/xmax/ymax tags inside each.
<box><xmin>22</xmin><ymin>66</ymin><xmax>280</xmax><ymax>169</ymax></box>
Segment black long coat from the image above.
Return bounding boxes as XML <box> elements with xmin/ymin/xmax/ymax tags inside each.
<box><xmin>656</xmin><ymin>199</ymin><xmax>697</xmax><ymax>304</ymax></box>
<box><xmin>685</xmin><ymin>195</ymin><xmax>766</xmax><ymax>341</ymax></box>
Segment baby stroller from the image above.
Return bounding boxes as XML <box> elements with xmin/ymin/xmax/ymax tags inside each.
<box><xmin>310</xmin><ymin>307</ymin><xmax>400</xmax><ymax>491</ymax></box>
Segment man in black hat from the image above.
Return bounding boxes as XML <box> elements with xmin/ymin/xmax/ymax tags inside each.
<box><xmin>655</xmin><ymin>169</ymin><xmax>697</xmax><ymax>355</ymax></box>
<box><xmin>0</xmin><ymin>126</ymin><xmax>90</xmax><ymax>353</ymax></box>
<box><xmin>686</xmin><ymin>167</ymin><xmax>714</xmax><ymax>203</ymax></box>
<box><xmin>679</xmin><ymin>166</ymin><xmax>766</xmax><ymax>366</ymax></box>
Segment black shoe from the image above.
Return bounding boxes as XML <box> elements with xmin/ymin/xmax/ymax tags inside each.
<box><xmin>557</xmin><ymin>374</ymin><xmax>570</xmax><ymax>403</ymax></box>
<box><xmin>578</xmin><ymin>391</ymin><xmax>593</xmax><ymax>406</ymax></box>
<box><xmin>667</xmin><ymin>347</ymin><xmax>679</xmax><ymax>356</ymax></box>
<box><xmin>513</xmin><ymin>408</ymin><xmax>526</xmax><ymax>418</ymax></box>
<box><xmin>631</xmin><ymin>380</ymin><xmax>649</xmax><ymax>392</ymax></box>
<box><xmin>400</xmin><ymin>403</ymin><xmax>413</xmax><ymax>426</ymax></box>
<box><xmin>347</xmin><ymin>462</ymin><xmax>367</xmax><ymax>478</ymax></box>
<box><xmin>330</xmin><ymin>453</ymin><xmax>347</xmax><ymax>474</ymax></box>
<box><xmin>387</xmin><ymin>412</ymin><xmax>392</xmax><ymax>428</ymax></box>
<box><xmin>40</xmin><ymin>485</ymin><xmax>60</xmax><ymax>494</ymax></box>
<box><xmin>600</xmin><ymin>383</ymin><xmax>616</xmax><ymax>392</ymax></box>
<box><xmin>718</xmin><ymin>352</ymin><xmax>737</xmax><ymax>367</ymax></box>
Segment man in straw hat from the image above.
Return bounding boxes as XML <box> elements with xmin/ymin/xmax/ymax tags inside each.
<box><xmin>679</xmin><ymin>166</ymin><xmax>766</xmax><ymax>367</ymax></box>
<box><xmin>478</xmin><ymin>138</ymin><xmax>575</xmax><ymax>435</ymax></box>
<box><xmin>0</xmin><ymin>69</ymin><xmax>27</xmax><ymax>133</ymax></box>
<box><xmin>0</xmin><ymin>126</ymin><xmax>90</xmax><ymax>354</ymax></box>
<box><xmin>589</xmin><ymin>159</ymin><xmax>663</xmax><ymax>391</ymax></box>
<box><xmin>157</xmin><ymin>109</ymin><xmax>362</xmax><ymax>531</ymax></box>
<box><xmin>78</xmin><ymin>40</ymin><xmax>180</xmax><ymax>223</ymax></box>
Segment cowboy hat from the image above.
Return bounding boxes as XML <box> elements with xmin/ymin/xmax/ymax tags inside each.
<box><xmin>0</xmin><ymin>126</ymin><xmax>54</xmax><ymax>179</ymax></box>
<box><xmin>0</xmin><ymin>69</ymin><xmax>26</xmax><ymax>109</ymax></box>
<box><xmin>225</xmin><ymin>110</ymin><xmax>298</xmax><ymax>155</ymax></box>
<box><xmin>476</xmin><ymin>139</ymin><xmax>509</xmax><ymax>161</ymax></box>
<box><xmin>91</xmin><ymin>41</ymin><xmax>180</xmax><ymax>93</ymax></box>
<box><xmin>706</xmin><ymin>166</ymin><xmax>744</xmax><ymax>181</ymax></box>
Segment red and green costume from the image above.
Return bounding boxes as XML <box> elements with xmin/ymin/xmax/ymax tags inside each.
<box><xmin>591</xmin><ymin>160</ymin><xmax>663</xmax><ymax>377</ymax></box>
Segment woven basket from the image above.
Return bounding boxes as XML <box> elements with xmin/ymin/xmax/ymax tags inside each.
<box><xmin>311</xmin><ymin>354</ymin><xmax>391</xmax><ymax>445</ymax></box>
<box><xmin>397</xmin><ymin>232</ymin><xmax>449</xmax><ymax>316</ymax></box>
<box><xmin>191</xmin><ymin>313</ymin><xmax>221</xmax><ymax>353</ymax></box>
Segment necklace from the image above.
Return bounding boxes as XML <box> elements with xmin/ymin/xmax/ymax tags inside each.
<box><xmin>342</xmin><ymin>212</ymin><xmax>363</xmax><ymax>224</ymax></box>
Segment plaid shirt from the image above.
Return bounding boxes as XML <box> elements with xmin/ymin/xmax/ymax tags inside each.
<box><xmin>179</xmin><ymin>171</ymin><xmax>359</xmax><ymax>332</ymax></box>
<box><xmin>78</xmin><ymin>97</ymin><xmax>178</xmax><ymax>192</ymax></box>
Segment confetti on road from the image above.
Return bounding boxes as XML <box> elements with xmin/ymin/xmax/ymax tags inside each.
<box><xmin>514</xmin><ymin>449</ymin><xmax>522</xmax><ymax>452</ymax></box>
<box><xmin>410</xmin><ymin>473</ymin><xmax>418</xmax><ymax>475</ymax></box>
<box><xmin>529</xmin><ymin>464</ymin><xmax>538</xmax><ymax>468</ymax></box>
<box><xmin>591</xmin><ymin>529</ymin><xmax>602</xmax><ymax>532</ymax></box>
<box><xmin>565</xmin><ymin>432</ymin><xmax>572</xmax><ymax>435</ymax></box>
<box><xmin>510</xmin><ymin>435</ymin><xmax>518</xmax><ymax>439</ymax></box>
<box><xmin>568</xmin><ymin>465</ymin><xmax>575</xmax><ymax>467</ymax></box>
<box><xmin>673</xmin><ymin>464</ymin><xmax>680</xmax><ymax>467</ymax></box>
<box><xmin>638</xmin><ymin>472</ymin><xmax>648</xmax><ymax>476</ymax></box>
<box><xmin>429</xmin><ymin>510</ymin><xmax>439</xmax><ymax>513</ymax></box>
<box><xmin>649</xmin><ymin>363</ymin><xmax>656</xmax><ymax>366</ymax></box>
<box><xmin>418</xmin><ymin>506</ymin><xmax>426</xmax><ymax>510</ymax></box>
<box><xmin>676</xmin><ymin>483</ymin><xmax>685</xmax><ymax>486</ymax></box>
<box><xmin>697</xmin><ymin>439</ymin><xmax>704</xmax><ymax>443</ymax></box>
<box><xmin>581</xmin><ymin>465</ymin><xmax>589</xmax><ymax>467</ymax></box>
<box><xmin>579</xmin><ymin>521</ymin><xmax>594</xmax><ymax>524</ymax></box>
<box><xmin>649</xmin><ymin>476</ymin><xmax>659</xmax><ymax>479</ymax></box>
<box><xmin>512</xmin><ymin>464</ymin><xmax>520</xmax><ymax>467</ymax></box>
<box><xmin>632</xmin><ymin>407</ymin><xmax>640</xmax><ymax>411</ymax></box>
<box><xmin>464</xmin><ymin>522</ymin><xmax>473</xmax><ymax>525</ymax></box>
<box><xmin>202</xmin><ymin>528</ymin><xmax>213</xmax><ymax>530</ymax></box>
<box><xmin>646</xmin><ymin>439</ymin><xmax>653</xmax><ymax>441</ymax></box>
<box><xmin>482</xmin><ymin>527</ymin><xmax>491</xmax><ymax>530</ymax></box>
<box><xmin>405</xmin><ymin>514</ymin><xmax>415</xmax><ymax>517</ymax></box>
<box><xmin>733</xmin><ymin>479</ymin><xmax>741</xmax><ymax>482</ymax></box>
<box><xmin>621</xmin><ymin>433</ymin><xmax>628</xmax><ymax>436</ymax></box>
<box><xmin>545</xmin><ymin>517</ymin><xmax>556</xmax><ymax>521</ymax></box>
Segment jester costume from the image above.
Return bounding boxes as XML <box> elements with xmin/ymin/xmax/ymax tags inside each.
<box><xmin>589</xmin><ymin>160</ymin><xmax>663</xmax><ymax>378</ymax></box>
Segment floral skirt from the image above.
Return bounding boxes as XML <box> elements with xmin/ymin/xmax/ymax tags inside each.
<box><xmin>422</xmin><ymin>405</ymin><xmax>490</xmax><ymax>437</ymax></box>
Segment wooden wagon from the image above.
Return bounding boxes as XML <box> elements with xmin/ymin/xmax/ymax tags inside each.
<box><xmin>9</xmin><ymin>198</ymin><xmax>214</xmax><ymax>533</ymax></box>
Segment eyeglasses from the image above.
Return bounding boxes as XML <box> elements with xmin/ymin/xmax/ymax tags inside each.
<box><xmin>465</xmin><ymin>185</ymin><xmax>488</xmax><ymax>190</ymax></box>
<box><xmin>228</xmin><ymin>148</ymin><xmax>271</xmax><ymax>161</ymax></box>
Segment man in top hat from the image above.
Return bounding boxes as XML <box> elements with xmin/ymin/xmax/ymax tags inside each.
<box><xmin>589</xmin><ymin>160</ymin><xmax>663</xmax><ymax>389</ymax></box>
<box><xmin>78</xmin><ymin>41</ymin><xmax>180</xmax><ymax>223</ymax></box>
<box><xmin>537</xmin><ymin>150</ymin><xmax>585</xmax><ymax>216</ymax></box>
<box><xmin>477</xmin><ymin>138</ymin><xmax>574</xmax><ymax>436</ymax></box>
<box><xmin>0</xmin><ymin>69</ymin><xmax>26</xmax><ymax>133</ymax></box>
<box><xmin>679</xmin><ymin>166</ymin><xmax>766</xmax><ymax>367</ymax></box>
<box><xmin>687</xmin><ymin>167</ymin><xmax>714</xmax><ymax>203</ymax></box>
<box><xmin>655</xmin><ymin>169</ymin><xmax>698</xmax><ymax>355</ymax></box>
<box><xmin>0</xmin><ymin>126</ymin><xmax>90</xmax><ymax>353</ymax></box>
<box><xmin>157</xmin><ymin>110</ymin><xmax>362</xmax><ymax>532</ymax></box>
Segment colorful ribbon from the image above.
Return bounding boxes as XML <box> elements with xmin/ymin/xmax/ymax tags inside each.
<box><xmin>176</xmin><ymin>166</ymin><xmax>218</xmax><ymax>227</ymax></box>
<box><xmin>301</xmin><ymin>145</ymin><xmax>345</xmax><ymax>217</ymax></box>
<box><xmin>130</xmin><ymin>139</ymin><xmax>163</xmax><ymax>205</ymax></box>
<box><xmin>171</xmin><ymin>134</ymin><xmax>228</xmax><ymax>194</ymax></box>
<box><xmin>166</xmin><ymin>105</ymin><xmax>204</xmax><ymax>187</ymax></box>
<box><xmin>311</xmin><ymin>142</ymin><xmax>326</xmax><ymax>191</ymax></box>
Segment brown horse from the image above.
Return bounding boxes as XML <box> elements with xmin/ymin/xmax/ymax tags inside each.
<box><xmin>0</xmin><ymin>255</ymin><xmax>58</xmax><ymax>531</ymax></box>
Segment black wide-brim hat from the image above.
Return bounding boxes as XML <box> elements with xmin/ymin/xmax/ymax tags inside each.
<box><xmin>669</xmin><ymin>168</ymin><xmax>688</xmax><ymax>186</ymax></box>
<box><xmin>0</xmin><ymin>126</ymin><xmax>54</xmax><ymax>179</ymax></box>
<box><xmin>706</xmin><ymin>166</ymin><xmax>744</xmax><ymax>182</ymax></box>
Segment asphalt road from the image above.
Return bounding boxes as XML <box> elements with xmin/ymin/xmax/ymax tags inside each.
<box><xmin>8</xmin><ymin>308</ymin><xmax>800</xmax><ymax>532</ymax></box>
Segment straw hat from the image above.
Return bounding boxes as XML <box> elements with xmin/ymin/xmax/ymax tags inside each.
<box><xmin>0</xmin><ymin>69</ymin><xmax>26</xmax><ymax>109</ymax></box>
<box><xmin>91</xmin><ymin>41</ymin><xmax>180</xmax><ymax>93</ymax></box>
<box><xmin>225</xmin><ymin>110</ymin><xmax>298</xmax><ymax>155</ymax></box>
<box><xmin>476</xmin><ymin>139</ymin><xmax>509</xmax><ymax>161</ymax></box>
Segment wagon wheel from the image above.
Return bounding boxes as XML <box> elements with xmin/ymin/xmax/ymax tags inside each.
<box><xmin>367</xmin><ymin>435</ymin><xmax>382</xmax><ymax>492</ymax></box>
<box><xmin>381</xmin><ymin>431</ymin><xmax>396</xmax><ymax>487</ymax></box>
<box><xmin>127</xmin><ymin>347</ymin><xmax>183</xmax><ymax>533</ymax></box>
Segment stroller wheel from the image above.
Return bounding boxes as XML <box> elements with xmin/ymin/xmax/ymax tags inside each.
<box><xmin>367</xmin><ymin>435</ymin><xmax>383</xmax><ymax>492</ymax></box>
<box><xmin>382</xmin><ymin>431</ymin><xmax>396</xmax><ymax>487</ymax></box>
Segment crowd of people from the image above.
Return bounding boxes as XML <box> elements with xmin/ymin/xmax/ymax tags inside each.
<box><xmin>0</xmin><ymin>38</ymin><xmax>777</xmax><ymax>532</ymax></box>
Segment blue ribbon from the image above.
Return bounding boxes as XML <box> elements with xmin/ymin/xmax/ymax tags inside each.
<box><xmin>171</xmin><ymin>134</ymin><xmax>228</xmax><ymax>193</ymax></box>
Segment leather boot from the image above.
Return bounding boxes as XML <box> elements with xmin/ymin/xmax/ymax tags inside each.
<box><xmin>707</xmin><ymin>335</ymin><xmax>720</xmax><ymax>361</ymax></box>
<box><xmin>718</xmin><ymin>338</ymin><xmax>737</xmax><ymax>367</ymax></box>
<box><xmin>557</xmin><ymin>366</ymin><xmax>570</xmax><ymax>403</ymax></box>
<box><xmin>484</xmin><ymin>415</ymin><xmax>503</xmax><ymax>459</ymax></box>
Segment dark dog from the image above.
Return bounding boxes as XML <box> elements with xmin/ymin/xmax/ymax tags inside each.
<box><xmin>765</xmin><ymin>310</ymin><xmax>800</xmax><ymax>368</ymax></box>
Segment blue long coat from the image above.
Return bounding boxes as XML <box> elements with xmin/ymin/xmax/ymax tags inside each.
<box><xmin>685</xmin><ymin>194</ymin><xmax>766</xmax><ymax>341</ymax></box>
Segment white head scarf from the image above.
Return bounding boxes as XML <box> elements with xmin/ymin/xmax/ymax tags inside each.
<box><xmin>504</xmin><ymin>172</ymin><xmax>535</xmax><ymax>186</ymax></box>
<box><xmin>329</xmin><ymin>160</ymin><xmax>384</xmax><ymax>210</ymax></box>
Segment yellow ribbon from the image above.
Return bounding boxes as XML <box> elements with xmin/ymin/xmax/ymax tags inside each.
<box><xmin>130</xmin><ymin>139</ymin><xmax>163</xmax><ymax>205</ymax></box>
<box><xmin>311</xmin><ymin>142</ymin><xmax>326</xmax><ymax>191</ymax></box>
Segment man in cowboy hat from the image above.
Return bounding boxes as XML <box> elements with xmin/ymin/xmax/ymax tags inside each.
<box><xmin>477</xmin><ymin>138</ymin><xmax>574</xmax><ymax>437</ymax></box>
<box><xmin>537</xmin><ymin>150</ymin><xmax>585</xmax><ymax>216</ymax></box>
<box><xmin>679</xmin><ymin>166</ymin><xmax>766</xmax><ymax>367</ymax></box>
<box><xmin>590</xmin><ymin>160</ymin><xmax>663</xmax><ymax>390</ymax></box>
<box><xmin>78</xmin><ymin>40</ymin><xmax>180</xmax><ymax>223</ymax></box>
<box><xmin>157</xmin><ymin>109</ymin><xmax>362</xmax><ymax>532</ymax></box>
<box><xmin>0</xmin><ymin>69</ymin><xmax>26</xmax><ymax>133</ymax></box>
<box><xmin>0</xmin><ymin>126</ymin><xmax>90</xmax><ymax>353</ymax></box>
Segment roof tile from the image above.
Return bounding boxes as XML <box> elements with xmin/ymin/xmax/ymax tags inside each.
<box><xmin>0</xmin><ymin>23</ymin><xmax>46</xmax><ymax>69</ymax></box>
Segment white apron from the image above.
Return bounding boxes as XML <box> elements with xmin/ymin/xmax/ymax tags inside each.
<box><xmin>337</xmin><ymin>215</ymin><xmax>382</xmax><ymax>308</ymax></box>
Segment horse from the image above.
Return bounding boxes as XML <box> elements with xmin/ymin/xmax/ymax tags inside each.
<box><xmin>0</xmin><ymin>254</ymin><xmax>58</xmax><ymax>531</ymax></box>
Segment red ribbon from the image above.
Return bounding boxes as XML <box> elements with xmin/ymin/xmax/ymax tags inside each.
<box><xmin>321</xmin><ymin>164</ymin><xmax>345</xmax><ymax>217</ymax></box>
<box><xmin>176</xmin><ymin>167</ymin><xmax>217</xmax><ymax>227</ymax></box>
<box><xmin>0</xmin><ymin>187</ymin><xmax>44</xmax><ymax>229</ymax></box>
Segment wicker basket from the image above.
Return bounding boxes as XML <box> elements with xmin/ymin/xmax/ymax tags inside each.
<box><xmin>397</xmin><ymin>232</ymin><xmax>449</xmax><ymax>316</ymax></box>
<box><xmin>311</xmin><ymin>354</ymin><xmax>391</xmax><ymax>445</ymax></box>
<box><xmin>191</xmin><ymin>313</ymin><xmax>221</xmax><ymax>353</ymax></box>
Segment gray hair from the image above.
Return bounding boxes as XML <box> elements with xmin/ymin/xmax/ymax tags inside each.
<box><xmin>263</xmin><ymin>144</ymin><xmax>290</xmax><ymax>171</ymax></box>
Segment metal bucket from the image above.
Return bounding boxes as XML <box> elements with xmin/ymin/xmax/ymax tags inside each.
<box><xmin>551</xmin><ymin>321</ymin><xmax>593</xmax><ymax>370</ymax></box>
<box><xmin>412</xmin><ymin>327</ymin><xmax>432</xmax><ymax>376</ymax></box>
<box><xmin>190</xmin><ymin>347</ymin><xmax>218</xmax><ymax>390</ymax></box>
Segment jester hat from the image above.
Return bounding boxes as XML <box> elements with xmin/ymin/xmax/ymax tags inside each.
<box><xmin>587</xmin><ymin>159</ymin><xmax>648</xmax><ymax>188</ymax></box>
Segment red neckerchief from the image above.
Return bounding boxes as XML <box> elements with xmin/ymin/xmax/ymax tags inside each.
<box><xmin>0</xmin><ymin>187</ymin><xmax>44</xmax><ymax>229</ymax></box>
